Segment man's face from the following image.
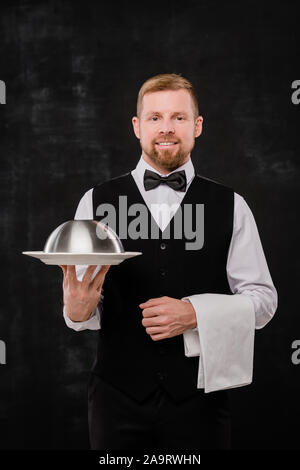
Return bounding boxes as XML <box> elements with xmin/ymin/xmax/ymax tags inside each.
<box><xmin>132</xmin><ymin>89</ymin><xmax>203</xmax><ymax>173</ymax></box>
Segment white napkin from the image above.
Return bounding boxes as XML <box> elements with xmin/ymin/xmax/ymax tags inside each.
<box><xmin>182</xmin><ymin>293</ymin><xmax>255</xmax><ymax>393</ymax></box>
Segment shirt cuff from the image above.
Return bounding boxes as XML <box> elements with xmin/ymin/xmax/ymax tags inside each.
<box><xmin>181</xmin><ymin>298</ymin><xmax>201</xmax><ymax>357</ymax></box>
<box><xmin>182</xmin><ymin>293</ymin><xmax>256</xmax><ymax>393</ymax></box>
<box><xmin>63</xmin><ymin>305</ymin><xmax>101</xmax><ymax>331</ymax></box>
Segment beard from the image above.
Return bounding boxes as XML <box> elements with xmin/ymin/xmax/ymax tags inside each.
<box><xmin>141</xmin><ymin>138</ymin><xmax>195</xmax><ymax>172</ymax></box>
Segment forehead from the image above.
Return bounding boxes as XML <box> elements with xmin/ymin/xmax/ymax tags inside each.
<box><xmin>142</xmin><ymin>89</ymin><xmax>193</xmax><ymax>115</ymax></box>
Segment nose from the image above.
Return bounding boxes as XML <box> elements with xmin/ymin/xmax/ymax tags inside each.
<box><xmin>159</xmin><ymin>118</ymin><xmax>175</xmax><ymax>135</ymax></box>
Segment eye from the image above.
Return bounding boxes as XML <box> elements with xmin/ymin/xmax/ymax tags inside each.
<box><xmin>176</xmin><ymin>116</ymin><xmax>184</xmax><ymax>120</ymax></box>
<box><xmin>151</xmin><ymin>116</ymin><xmax>159</xmax><ymax>121</ymax></box>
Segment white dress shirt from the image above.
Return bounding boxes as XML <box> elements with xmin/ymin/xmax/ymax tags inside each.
<box><xmin>63</xmin><ymin>156</ymin><xmax>278</xmax><ymax>393</ymax></box>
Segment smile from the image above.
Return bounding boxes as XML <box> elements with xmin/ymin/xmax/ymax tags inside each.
<box><xmin>156</xmin><ymin>142</ymin><xmax>178</xmax><ymax>147</ymax></box>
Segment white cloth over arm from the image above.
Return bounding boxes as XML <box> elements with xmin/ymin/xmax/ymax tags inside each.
<box><xmin>182</xmin><ymin>193</ymin><xmax>278</xmax><ymax>392</ymax></box>
<box><xmin>63</xmin><ymin>188</ymin><xmax>103</xmax><ymax>331</ymax></box>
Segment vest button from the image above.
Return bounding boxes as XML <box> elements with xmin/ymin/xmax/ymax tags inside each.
<box><xmin>157</xmin><ymin>372</ymin><xmax>165</xmax><ymax>381</ymax></box>
<box><xmin>160</xmin><ymin>243</ymin><xmax>167</xmax><ymax>250</ymax></box>
<box><xmin>160</xmin><ymin>268</ymin><xmax>167</xmax><ymax>277</ymax></box>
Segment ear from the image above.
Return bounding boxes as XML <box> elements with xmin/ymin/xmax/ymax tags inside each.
<box><xmin>132</xmin><ymin>116</ymin><xmax>140</xmax><ymax>139</ymax></box>
<box><xmin>194</xmin><ymin>115</ymin><xmax>203</xmax><ymax>138</ymax></box>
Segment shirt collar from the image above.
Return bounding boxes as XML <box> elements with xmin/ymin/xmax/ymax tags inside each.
<box><xmin>135</xmin><ymin>154</ymin><xmax>195</xmax><ymax>187</ymax></box>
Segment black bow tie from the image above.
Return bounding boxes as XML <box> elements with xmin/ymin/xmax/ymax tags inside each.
<box><xmin>143</xmin><ymin>169</ymin><xmax>187</xmax><ymax>192</ymax></box>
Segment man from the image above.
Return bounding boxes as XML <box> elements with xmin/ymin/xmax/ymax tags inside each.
<box><xmin>60</xmin><ymin>73</ymin><xmax>277</xmax><ymax>450</ymax></box>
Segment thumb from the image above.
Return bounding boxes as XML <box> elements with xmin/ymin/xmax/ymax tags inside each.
<box><xmin>59</xmin><ymin>265</ymin><xmax>67</xmax><ymax>276</ymax></box>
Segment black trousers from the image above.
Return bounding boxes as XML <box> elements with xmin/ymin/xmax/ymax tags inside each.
<box><xmin>87</xmin><ymin>372</ymin><xmax>231</xmax><ymax>451</ymax></box>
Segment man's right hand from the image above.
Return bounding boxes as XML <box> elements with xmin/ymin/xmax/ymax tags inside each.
<box><xmin>59</xmin><ymin>265</ymin><xmax>110</xmax><ymax>322</ymax></box>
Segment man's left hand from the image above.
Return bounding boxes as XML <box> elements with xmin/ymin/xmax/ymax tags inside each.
<box><xmin>139</xmin><ymin>296</ymin><xmax>197</xmax><ymax>341</ymax></box>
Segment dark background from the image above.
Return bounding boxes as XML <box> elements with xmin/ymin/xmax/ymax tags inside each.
<box><xmin>0</xmin><ymin>0</ymin><xmax>299</xmax><ymax>450</ymax></box>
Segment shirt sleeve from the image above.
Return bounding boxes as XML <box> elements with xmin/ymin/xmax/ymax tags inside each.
<box><xmin>62</xmin><ymin>188</ymin><xmax>102</xmax><ymax>331</ymax></box>
<box><xmin>182</xmin><ymin>192</ymin><xmax>278</xmax><ymax>393</ymax></box>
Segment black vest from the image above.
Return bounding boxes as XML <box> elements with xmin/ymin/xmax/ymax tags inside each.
<box><xmin>91</xmin><ymin>171</ymin><xmax>234</xmax><ymax>403</ymax></box>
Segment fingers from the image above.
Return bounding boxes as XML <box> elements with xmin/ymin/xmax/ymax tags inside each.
<box><xmin>92</xmin><ymin>265</ymin><xmax>111</xmax><ymax>290</ymax></box>
<box><xmin>139</xmin><ymin>297</ymin><xmax>167</xmax><ymax>318</ymax></box>
<box><xmin>59</xmin><ymin>266</ymin><xmax>67</xmax><ymax>291</ymax></box>
<box><xmin>59</xmin><ymin>265</ymin><xmax>78</xmax><ymax>286</ymax></box>
<box><xmin>59</xmin><ymin>264</ymin><xmax>110</xmax><ymax>290</ymax></box>
<box><xmin>66</xmin><ymin>265</ymin><xmax>77</xmax><ymax>284</ymax></box>
<box><xmin>140</xmin><ymin>306</ymin><xmax>161</xmax><ymax>318</ymax></box>
<box><xmin>81</xmin><ymin>265</ymin><xmax>98</xmax><ymax>286</ymax></box>
<box><xmin>145</xmin><ymin>326</ymin><xmax>164</xmax><ymax>334</ymax></box>
<box><xmin>139</xmin><ymin>297</ymin><xmax>165</xmax><ymax>308</ymax></box>
<box><xmin>59</xmin><ymin>265</ymin><xmax>67</xmax><ymax>276</ymax></box>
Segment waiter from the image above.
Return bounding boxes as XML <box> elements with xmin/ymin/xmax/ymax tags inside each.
<box><xmin>60</xmin><ymin>73</ymin><xmax>278</xmax><ymax>450</ymax></box>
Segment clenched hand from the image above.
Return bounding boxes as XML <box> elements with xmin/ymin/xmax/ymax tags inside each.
<box><xmin>139</xmin><ymin>296</ymin><xmax>197</xmax><ymax>341</ymax></box>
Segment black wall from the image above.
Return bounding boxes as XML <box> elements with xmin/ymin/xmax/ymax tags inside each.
<box><xmin>0</xmin><ymin>0</ymin><xmax>299</xmax><ymax>450</ymax></box>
